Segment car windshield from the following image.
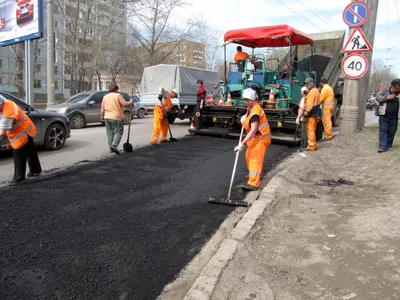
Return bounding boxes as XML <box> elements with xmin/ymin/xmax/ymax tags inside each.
<box><xmin>66</xmin><ymin>93</ymin><xmax>91</xmax><ymax>103</ymax></box>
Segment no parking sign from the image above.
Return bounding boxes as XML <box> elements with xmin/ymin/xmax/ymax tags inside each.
<box><xmin>343</xmin><ymin>1</ymin><xmax>370</xmax><ymax>27</ymax></box>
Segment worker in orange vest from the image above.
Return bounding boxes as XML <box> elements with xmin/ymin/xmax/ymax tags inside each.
<box><xmin>0</xmin><ymin>95</ymin><xmax>42</xmax><ymax>185</ymax></box>
<box><xmin>302</xmin><ymin>77</ymin><xmax>321</xmax><ymax>151</ymax></box>
<box><xmin>319</xmin><ymin>78</ymin><xmax>335</xmax><ymax>141</ymax></box>
<box><xmin>234</xmin><ymin>88</ymin><xmax>271</xmax><ymax>191</ymax></box>
<box><xmin>150</xmin><ymin>89</ymin><xmax>177</xmax><ymax>145</ymax></box>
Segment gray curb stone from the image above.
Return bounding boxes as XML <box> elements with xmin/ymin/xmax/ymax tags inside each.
<box><xmin>184</xmin><ymin>154</ymin><xmax>302</xmax><ymax>300</ymax></box>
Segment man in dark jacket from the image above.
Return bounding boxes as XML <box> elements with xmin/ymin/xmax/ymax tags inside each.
<box><xmin>376</xmin><ymin>79</ymin><xmax>400</xmax><ymax>152</ymax></box>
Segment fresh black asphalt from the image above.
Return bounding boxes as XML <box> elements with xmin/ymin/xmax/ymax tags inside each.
<box><xmin>0</xmin><ymin>136</ymin><xmax>293</xmax><ymax>300</ymax></box>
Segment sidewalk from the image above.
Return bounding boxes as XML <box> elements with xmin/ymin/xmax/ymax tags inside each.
<box><xmin>207</xmin><ymin>125</ymin><xmax>400</xmax><ymax>300</ymax></box>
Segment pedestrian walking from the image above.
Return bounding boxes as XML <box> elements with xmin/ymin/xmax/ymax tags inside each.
<box><xmin>320</xmin><ymin>78</ymin><xmax>335</xmax><ymax>141</ymax></box>
<box><xmin>150</xmin><ymin>88</ymin><xmax>177</xmax><ymax>145</ymax></box>
<box><xmin>302</xmin><ymin>77</ymin><xmax>321</xmax><ymax>151</ymax></box>
<box><xmin>0</xmin><ymin>95</ymin><xmax>42</xmax><ymax>185</ymax></box>
<box><xmin>101</xmin><ymin>83</ymin><xmax>133</xmax><ymax>155</ymax></box>
<box><xmin>194</xmin><ymin>80</ymin><xmax>206</xmax><ymax>130</ymax></box>
<box><xmin>235</xmin><ymin>88</ymin><xmax>271</xmax><ymax>191</ymax></box>
<box><xmin>376</xmin><ymin>79</ymin><xmax>400</xmax><ymax>152</ymax></box>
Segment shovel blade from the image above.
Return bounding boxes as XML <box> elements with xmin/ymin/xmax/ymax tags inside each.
<box><xmin>208</xmin><ymin>197</ymin><xmax>249</xmax><ymax>207</ymax></box>
<box><xmin>123</xmin><ymin>143</ymin><xmax>133</xmax><ymax>153</ymax></box>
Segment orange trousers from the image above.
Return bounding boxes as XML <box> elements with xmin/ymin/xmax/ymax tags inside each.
<box><xmin>150</xmin><ymin>106</ymin><xmax>168</xmax><ymax>143</ymax></box>
<box><xmin>306</xmin><ymin>116</ymin><xmax>318</xmax><ymax>151</ymax></box>
<box><xmin>246</xmin><ymin>141</ymin><xmax>268</xmax><ymax>188</ymax></box>
<box><xmin>322</xmin><ymin>106</ymin><xmax>333</xmax><ymax>140</ymax></box>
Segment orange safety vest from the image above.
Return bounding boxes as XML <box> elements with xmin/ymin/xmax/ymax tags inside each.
<box><xmin>155</xmin><ymin>92</ymin><xmax>175</xmax><ymax>114</ymax></box>
<box><xmin>0</xmin><ymin>100</ymin><xmax>36</xmax><ymax>149</ymax></box>
<box><xmin>320</xmin><ymin>84</ymin><xmax>335</xmax><ymax>108</ymax></box>
<box><xmin>242</xmin><ymin>103</ymin><xmax>271</xmax><ymax>147</ymax></box>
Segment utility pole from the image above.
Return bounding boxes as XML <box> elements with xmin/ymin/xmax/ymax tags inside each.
<box><xmin>46</xmin><ymin>0</ymin><xmax>56</xmax><ymax>107</ymax></box>
<box><xmin>340</xmin><ymin>0</ymin><xmax>379</xmax><ymax>135</ymax></box>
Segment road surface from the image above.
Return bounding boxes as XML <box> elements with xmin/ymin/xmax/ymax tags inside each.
<box><xmin>0</xmin><ymin>132</ymin><xmax>293</xmax><ymax>299</ymax></box>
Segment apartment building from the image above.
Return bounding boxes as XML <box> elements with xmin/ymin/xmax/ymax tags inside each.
<box><xmin>0</xmin><ymin>0</ymin><xmax>127</xmax><ymax>101</ymax></box>
<box><xmin>163</xmin><ymin>40</ymin><xmax>206</xmax><ymax>69</ymax></box>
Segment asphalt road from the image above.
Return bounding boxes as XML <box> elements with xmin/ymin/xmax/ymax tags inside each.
<box><xmin>0</xmin><ymin>133</ymin><xmax>293</xmax><ymax>300</ymax></box>
<box><xmin>0</xmin><ymin>117</ymin><xmax>190</xmax><ymax>184</ymax></box>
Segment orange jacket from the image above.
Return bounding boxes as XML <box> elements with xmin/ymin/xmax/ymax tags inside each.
<box><xmin>0</xmin><ymin>100</ymin><xmax>36</xmax><ymax>149</ymax></box>
<box><xmin>242</xmin><ymin>103</ymin><xmax>271</xmax><ymax>147</ymax></box>
<box><xmin>155</xmin><ymin>92</ymin><xmax>174</xmax><ymax>114</ymax></box>
<box><xmin>320</xmin><ymin>84</ymin><xmax>335</xmax><ymax>107</ymax></box>
<box><xmin>234</xmin><ymin>51</ymin><xmax>251</xmax><ymax>63</ymax></box>
<box><xmin>304</xmin><ymin>88</ymin><xmax>321</xmax><ymax>117</ymax></box>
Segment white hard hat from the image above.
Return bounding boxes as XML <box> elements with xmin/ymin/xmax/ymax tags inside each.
<box><xmin>301</xmin><ymin>86</ymin><xmax>308</xmax><ymax>93</ymax></box>
<box><xmin>172</xmin><ymin>88</ymin><xmax>178</xmax><ymax>94</ymax></box>
<box><xmin>242</xmin><ymin>88</ymin><xmax>257</xmax><ymax>100</ymax></box>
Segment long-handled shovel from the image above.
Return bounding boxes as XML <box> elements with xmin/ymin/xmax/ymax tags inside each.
<box><xmin>123</xmin><ymin>104</ymin><xmax>133</xmax><ymax>152</ymax></box>
<box><xmin>208</xmin><ymin>126</ymin><xmax>249</xmax><ymax>207</ymax></box>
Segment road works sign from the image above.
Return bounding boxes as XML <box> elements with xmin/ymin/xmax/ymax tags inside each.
<box><xmin>343</xmin><ymin>1</ymin><xmax>370</xmax><ymax>27</ymax></box>
<box><xmin>342</xmin><ymin>27</ymin><xmax>373</xmax><ymax>53</ymax></box>
<box><xmin>342</xmin><ymin>53</ymin><xmax>369</xmax><ymax>79</ymax></box>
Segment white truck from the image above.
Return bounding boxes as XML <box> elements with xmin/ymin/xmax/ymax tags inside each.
<box><xmin>139</xmin><ymin>64</ymin><xmax>222</xmax><ymax>123</ymax></box>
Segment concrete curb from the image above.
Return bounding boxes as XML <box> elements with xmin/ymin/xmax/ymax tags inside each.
<box><xmin>183</xmin><ymin>153</ymin><xmax>303</xmax><ymax>300</ymax></box>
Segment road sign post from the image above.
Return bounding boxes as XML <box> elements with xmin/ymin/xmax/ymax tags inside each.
<box><xmin>340</xmin><ymin>0</ymin><xmax>379</xmax><ymax>136</ymax></box>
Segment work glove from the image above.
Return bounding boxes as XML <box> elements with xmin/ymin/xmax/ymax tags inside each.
<box><xmin>240</xmin><ymin>115</ymin><xmax>246</xmax><ymax>124</ymax></box>
<box><xmin>296</xmin><ymin>117</ymin><xmax>300</xmax><ymax>125</ymax></box>
<box><xmin>234</xmin><ymin>143</ymin><xmax>244</xmax><ymax>152</ymax></box>
<box><xmin>158</xmin><ymin>94</ymin><xmax>163</xmax><ymax>100</ymax></box>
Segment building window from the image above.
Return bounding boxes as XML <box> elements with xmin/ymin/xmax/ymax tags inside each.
<box><xmin>35</xmin><ymin>64</ymin><xmax>41</xmax><ymax>73</ymax></box>
<box><xmin>0</xmin><ymin>59</ymin><xmax>2</xmax><ymax>68</ymax></box>
<box><xmin>65</xmin><ymin>66</ymin><xmax>71</xmax><ymax>75</ymax></box>
<box><xmin>64</xmin><ymin>80</ymin><xmax>71</xmax><ymax>89</ymax></box>
<box><xmin>37</xmin><ymin>48</ymin><xmax>41</xmax><ymax>57</ymax></box>
<box><xmin>0</xmin><ymin>77</ymin><xmax>2</xmax><ymax>84</ymax></box>
<box><xmin>55</xmin><ymin>81</ymin><xmax>59</xmax><ymax>89</ymax></box>
<box><xmin>34</xmin><ymin>79</ymin><xmax>42</xmax><ymax>88</ymax></box>
<box><xmin>54</xmin><ymin>20</ymin><xmax>59</xmax><ymax>28</ymax></box>
<box><xmin>54</xmin><ymin>66</ymin><xmax>58</xmax><ymax>74</ymax></box>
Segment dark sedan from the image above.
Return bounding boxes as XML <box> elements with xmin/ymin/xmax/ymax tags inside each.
<box><xmin>46</xmin><ymin>91</ymin><xmax>147</xmax><ymax>129</ymax></box>
<box><xmin>0</xmin><ymin>92</ymin><xmax>71</xmax><ymax>152</ymax></box>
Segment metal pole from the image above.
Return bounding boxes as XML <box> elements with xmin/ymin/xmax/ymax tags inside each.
<box><xmin>24</xmin><ymin>40</ymin><xmax>29</xmax><ymax>104</ymax></box>
<box><xmin>24</xmin><ymin>40</ymin><xmax>34</xmax><ymax>106</ymax></box>
<box><xmin>224</xmin><ymin>44</ymin><xmax>227</xmax><ymax>90</ymax></box>
<box><xmin>340</xmin><ymin>0</ymin><xmax>379</xmax><ymax>135</ymax></box>
<box><xmin>47</xmin><ymin>0</ymin><xmax>55</xmax><ymax>107</ymax></box>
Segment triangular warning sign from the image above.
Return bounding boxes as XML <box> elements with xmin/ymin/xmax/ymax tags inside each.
<box><xmin>342</xmin><ymin>28</ymin><xmax>373</xmax><ymax>53</ymax></box>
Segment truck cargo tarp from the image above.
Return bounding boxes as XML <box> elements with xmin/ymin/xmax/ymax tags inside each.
<box><xmin>224</xmin><ymin>24</ymin><xmax>314</xmax><ymax>48</ymax></box>
<box><xmin>140</xmin><ymin>64</ymin><xmax>221</xmax><ymax>106</ymax></box>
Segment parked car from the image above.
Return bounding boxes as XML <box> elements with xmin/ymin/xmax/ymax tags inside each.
<box><xmin>0</xmin><ymin>91</ymin><xmax>71</xmax><ymax>152</ymax></box>
<box><xmin>131</xmin><ymin>94</ymin><xmax>147</xmax><ymax>120</ymax></box>
<box><xmin>46</xmin><ymin>91</ymin><xmax>147</xmax><ymax>129</ymax></box>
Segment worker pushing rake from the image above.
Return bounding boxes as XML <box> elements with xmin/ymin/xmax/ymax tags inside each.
<box><xmin>209</xmin><ymin>88</ymin><xmax>272</xmax><ymax>207</ymax></box>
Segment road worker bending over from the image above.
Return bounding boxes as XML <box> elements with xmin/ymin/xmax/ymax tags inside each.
<box><xmin>320</xmin><ymin>78</ymin><xmax>335</xmax><ymax>141</ymax></box>
<box><xmin>0</xmin><ymin>95</ymin><xmax>42</xmax><ymax>185</ymax></box>
<box><xmin>150</xmin><ymin>88</ymin><xmax>177</xmax><ymax>145</ymax></box>
<box><xmin>235</xmin><ymin>88</ymin><xmax>271</xmax><ymax>191</ymax></box>
<box><xmin>303</xmin><ymin>77</ymin><xmax>321</xmax><ymax>151</ymax></box>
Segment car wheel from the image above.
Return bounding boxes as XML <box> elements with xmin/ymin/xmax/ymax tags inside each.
<box><xmin>137</xmin><ymin>108</ymin><xmax>146</xmax><ymax>119</ymax></box>
<box><xmin>44</xmin><ymin>123</ymin><xmax>66</xmax><ymax>151</ymax></box>
<box><xmin>332</xmin><ymin>104</ymin><xmax>341</xmax><ymax>127</ymax></box>
<box><xmin>123</xmin><ymin>111</ymin><xmax>132</xmax><ymax>125</ymax></box>
<box><xmin>70</xmin><ymin>113</ymin><xmax>86</xmax><ymax>129</ymax></box>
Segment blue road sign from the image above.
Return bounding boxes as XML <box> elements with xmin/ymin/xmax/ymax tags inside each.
<box><xmin>342</xmin><ymin>2</ymin><xmax>370</xmax><ymax>27</ymax></box>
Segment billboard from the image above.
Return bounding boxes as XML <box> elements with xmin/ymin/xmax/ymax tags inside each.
<box><xmin>0</xmin><ymin>0</ymin><xmax>43</xmax><ymax>47</ymax></box>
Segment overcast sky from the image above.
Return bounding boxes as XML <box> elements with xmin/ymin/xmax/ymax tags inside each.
<box><xmin>171</xmin><ymin>0</ymin><xmax>400</xmax><ymax>75</ymax></box>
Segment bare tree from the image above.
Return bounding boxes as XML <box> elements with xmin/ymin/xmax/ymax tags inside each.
<box><xmin>369</xmin><ymin>58</ymin><xmax>397</xmax><ymax>95</ymax></box>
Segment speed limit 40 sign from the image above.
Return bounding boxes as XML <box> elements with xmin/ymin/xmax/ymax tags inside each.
<box><xmin>342</xmin><ymin>53</ymin><xmax>369</xmax><ymax>79</ymax></box>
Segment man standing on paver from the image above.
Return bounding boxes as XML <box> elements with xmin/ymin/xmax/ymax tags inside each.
<box><xmin>376</xmin><ymin>79</ymin><xmax>400</xmax><ymax>153</ymax></box>
<box><xmin>320</xmin><ymin>78</ymin><xmax>335</xmax><ymax>141</ymax></box>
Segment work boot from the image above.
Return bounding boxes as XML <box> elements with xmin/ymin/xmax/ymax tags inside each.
<box><xmin>377</xmin><ymin>148</ymin><xmax>386</xmax><ymax>153</ymax></box>
<box><xmin>27</xmin><ymin>172</ymin><xmax>42</xmax><ymax>178</ymax></box>
<box><xmin>239</xmin><ymin>184</ymin><xmax>258</xmax><ymax>191</ymax></box>
<box><xmin>110</xmin><ymin>147</ymin><xmax>121</xmax><ymax>155</ymax></box>
<box><xmin>9</xmin><ymin>179</ymin><xmax>25</xmax><ymax>186</ymax></box>
<box><xmin>151</xmin><ymin>142</ymin><xmax>161</xmax><ymax>146</ymax></box>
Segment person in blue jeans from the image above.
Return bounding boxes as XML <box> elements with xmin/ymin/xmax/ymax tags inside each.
<box><xmin>376</xmin><ymin>79</ymin><xmax>400</xmax><ymax>153</ymax></box>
